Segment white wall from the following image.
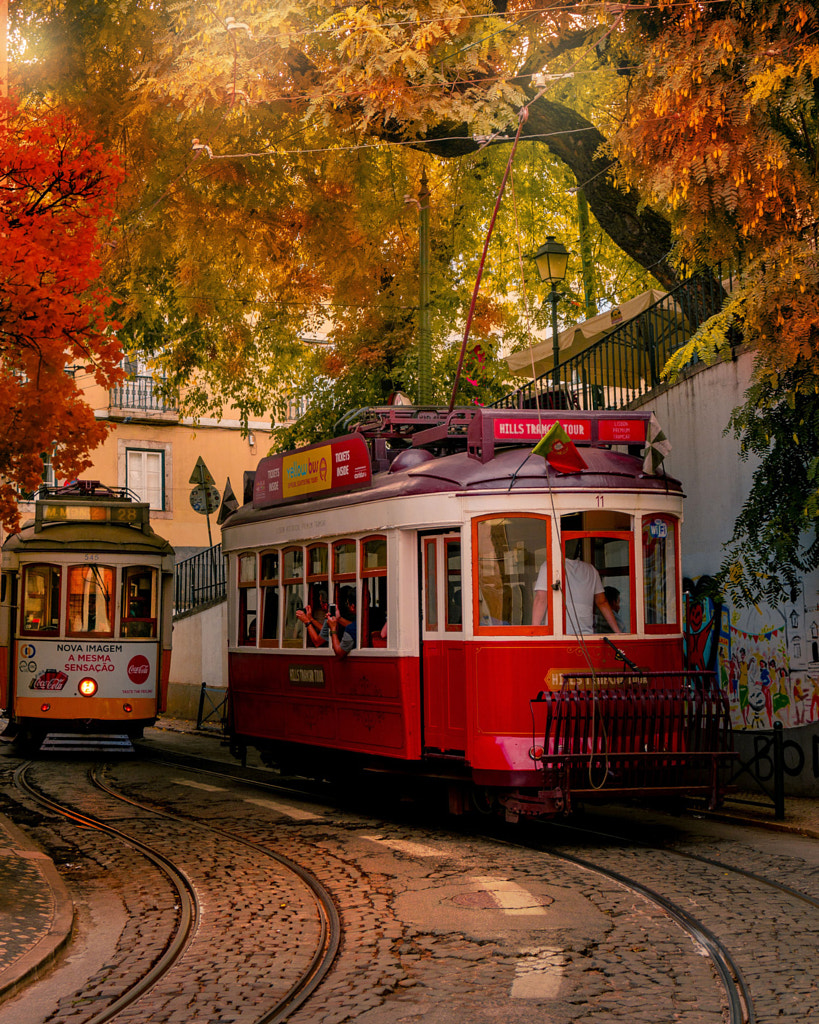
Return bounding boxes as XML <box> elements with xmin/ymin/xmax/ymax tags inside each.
<box><xmin>166</xmin><ymin>600</ymin><xmax>227</xmax><ymax>719</ymax></box>
<box><xmin>638</xmin><ymin>348</ymin><xmax>757</xmax><ymax>580</ymax></box>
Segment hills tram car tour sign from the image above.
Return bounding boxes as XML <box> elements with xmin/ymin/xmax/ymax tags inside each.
<box><xmin>222</xmin><ymin>407</ymin><xmax>734</xmax><ymax>821</ymax></box>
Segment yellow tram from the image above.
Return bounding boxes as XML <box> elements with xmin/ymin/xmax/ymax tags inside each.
<box><xmin>0</xmin><ymin>482</ymin><xmax>174</xmax><ymax>752</ymax></box>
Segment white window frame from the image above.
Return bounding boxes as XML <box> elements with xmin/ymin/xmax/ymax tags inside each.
<box><xmin>118</xmin><ymin>440</ymin><xmax>172</xmax><ymax>518</ymax></box>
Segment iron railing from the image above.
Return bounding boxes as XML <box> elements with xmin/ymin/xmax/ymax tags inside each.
<box><xmin>174</xmin><ymin>544</ymin><xmax>226</xmax><ymax>619</ymax></box>
<box><xmin>110</xmin><ymin>375</ymin><xmax>176</xmax><ymax>414</ymax></box>
<box><xmin>496</xmin><ymin>273</ymin><xmax>732</xmax><ymax>412</ymax></box>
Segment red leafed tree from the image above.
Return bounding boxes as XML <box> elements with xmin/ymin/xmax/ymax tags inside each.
<box><xmin>0</xmin><ymin>101</ymin><xmax>125</xmax><ymax>530</ymax></box>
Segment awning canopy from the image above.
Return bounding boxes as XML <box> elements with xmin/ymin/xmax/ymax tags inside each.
<box><xmin>506</xmin><ymin>288</ymin><xmax>686</xmax><ymax>379</ymax></box>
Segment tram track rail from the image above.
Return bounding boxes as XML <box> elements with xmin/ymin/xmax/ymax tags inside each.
<box><xmin>523</xmin><ymin>814</ymin><xmax>819</xmax><ymax>1024</ymax></box>
<box><xmin>13</xmin><ymin>762</ymin><xmax>199</xmax><ymax>1024</ymax></box>
<box><xmin>139</xmin><ymin>744</ymin><xmax>817</xmax><ymax>1024</ymax></box>
<box><xmin>38</xmin><ymin>741</ymin><xmax>815</xmax><ymax>1024</ymax></box>
<box><xmin>11</xmin><ymin>759</ymin><xmax>342</xmax><ymax>1024</ymax></box>
<box><xmin>89</xmin><ymin>766</ymin><xmax>342</xmax><ymax>1024</ymax></box>
<box><xmin>541</xmin><ymin>843</ymin><xmax>752</xmax><ymax>1024</ymax></box>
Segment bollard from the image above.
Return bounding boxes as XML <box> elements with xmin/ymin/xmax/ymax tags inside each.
<box><xmin>196</xmin><ymin>681</ymin><xmax>207</xmax><ymax>730</ymax></box>
<box><xmin>773</xmin><ymin>721</ymin><xmax>785</xmax><ymax>820</ymax></box>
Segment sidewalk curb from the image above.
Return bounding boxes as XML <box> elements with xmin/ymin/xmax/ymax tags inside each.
<box><xmin>0</xmin><ymin>816</ymin><xmax>75</xmax><ymax>1001</ymax></box>
<box><xmin>697</xmin><ymin>807</ymin><xmax>819</xmax><ymax>841</ymax></box>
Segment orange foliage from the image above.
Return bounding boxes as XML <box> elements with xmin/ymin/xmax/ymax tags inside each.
<box><xmin>0</xmin><ymin>101</ymin><xmax>125</xmax><ymax>530</ymax></box>
<box><xmin>610</xmin><ymin>0</ymin><xmax>819</xmax><ymax>369</ymax></box>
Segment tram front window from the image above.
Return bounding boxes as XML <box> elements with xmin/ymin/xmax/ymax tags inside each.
<box><xmin>121</xmin><ymin>567</ymin><xmax>157</xmax><ymax>638</ymax></box>
<box><xmin>475</xmin><ymin>516</ymin><xmax>549</xmax><ymax>629</ymax></box>
<box><xmin>22</xmin><ymin>565</ymin><xmax>61</xmax><ymax>635</ymax></box>
<box><xmin>560</xmin><ymin>512</ymin><xmax>632</xmax><ymax>634</ymax></box>
<box><xmin>67</xmin><ymin>565</ymin><xmax>114</xmax><ymax>637</ymax></box>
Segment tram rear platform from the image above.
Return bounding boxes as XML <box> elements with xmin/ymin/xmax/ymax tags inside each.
<box><xmin>2</xmin><ymin>716</ymin><xmax>819</xmax><ymax>1003</ymax></box>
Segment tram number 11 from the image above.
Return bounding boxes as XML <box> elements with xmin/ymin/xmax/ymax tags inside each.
<box><xmin>595</xmin><ymin>494</ymin><xmax>605</xmax><ymax>507</ymax></box>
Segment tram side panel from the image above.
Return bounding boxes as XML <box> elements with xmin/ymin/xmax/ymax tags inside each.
<box><xmin>229</xmin><ymin>649</ymin><xmax>423</xmax><ymax>760</ymax></box>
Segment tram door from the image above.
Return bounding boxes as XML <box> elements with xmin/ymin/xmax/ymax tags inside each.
<box><xmin>420</xmin><ymin>533</ymin><xmax>466</xmax><ymax>754</ymax></box>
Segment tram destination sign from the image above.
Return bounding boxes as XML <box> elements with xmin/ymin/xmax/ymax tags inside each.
<box><xmin>253</xmin><ymin>434</ymin><xmax>372</xmax><ymax>509</ymax></box>
<box><xmin>466</xmin><ymin>410</ymin><xmax>652</xmax><ymax>462</ymax></box>
<box><xmin>491</xmin><ymin>415</ymin><xmax>647</xmax><ymax>444</ymax></box>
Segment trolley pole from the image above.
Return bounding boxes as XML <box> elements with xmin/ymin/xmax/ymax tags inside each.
<box><xmin>418</xmin><ymin>169</ymin><xmax>432</xmax><ymax>406</ymax></box>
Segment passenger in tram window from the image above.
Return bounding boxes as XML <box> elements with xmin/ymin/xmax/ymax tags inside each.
<box><xmin>597</xmin><ymin>586</ymin><xmax>624</xmax><ymax>633</ymax></box>
<box><xmin>563</xmin><ymin>558</ymin><xmax>621</xmax><ymax>635</ymax></box>
<box><xmin>531</xmin><ymin>557</ymin><xmax>621</xmax><ymax>633</ymax></box>
<box><xmin>325</xmin><ymin>585</ymin><xmax>357</xmax><ymax>657</ymax></box>
<box><xmin>296</xmin><ymin>589</ymin><xmax>330</xmax><ymax>647</ymax></box>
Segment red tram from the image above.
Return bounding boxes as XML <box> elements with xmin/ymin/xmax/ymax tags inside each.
<box><xmin>0</xmin><ymin>482</ymin><xmax>175</xmax><ymax>752</ymax></box>
<box><xmin>223</xmin><ymin>407</ymin><xmax>733</xmax><ymax>819</ymax></box>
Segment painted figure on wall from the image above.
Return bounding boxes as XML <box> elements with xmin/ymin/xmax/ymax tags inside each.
<box><xmin>683</xmin><ymin>577</ymin><xmax>721</xmax><ymax>672</ymax></box>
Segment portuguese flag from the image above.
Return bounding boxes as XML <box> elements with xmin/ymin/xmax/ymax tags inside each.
<box><xmin>532</xmin><ymin>421</ymin><xmax>587</xmax><ymax>474</ymax></box>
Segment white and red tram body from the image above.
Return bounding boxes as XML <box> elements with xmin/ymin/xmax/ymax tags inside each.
<box><xmin>224</xmin><ymin>408</ymin><xmax>733</xmax><ymax>818</ymax></box>
<box><xmin>0</xmin><ymin>482</ymin><xmax>175</xmax><ymax>748</ymax></box>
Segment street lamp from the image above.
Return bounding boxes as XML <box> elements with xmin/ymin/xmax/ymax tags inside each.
<box><xmin>532</xmin><ymin>236</ymin><xmax>569</xmax><ymax>397</ymax></box>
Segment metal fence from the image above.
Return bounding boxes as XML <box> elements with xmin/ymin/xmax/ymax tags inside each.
<box><xmin>495</xmin><ymin>273</ymin><xmax>732</xmax><ymax>412</ymax></box>
<box><xmin>174</xmin><ymin>544</ymin><xmax>226</xmax><ymax>619</ymax></box>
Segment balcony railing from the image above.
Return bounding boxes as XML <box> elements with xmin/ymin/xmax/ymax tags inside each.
<box><xmin>110</xmin><ymin>375</ymin><xmax>177</xmax><ymax>414</ymax></box>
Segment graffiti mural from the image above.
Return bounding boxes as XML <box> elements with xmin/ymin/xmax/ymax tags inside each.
<box><xmin>716</xmin><ymin>623</ymin><xmax>799</xmax><ymax>729</ymax></box>
<box><xmin>683</xmin><ymin>574</ymin><xmax>819</xmax><ymax>734</ymax></box>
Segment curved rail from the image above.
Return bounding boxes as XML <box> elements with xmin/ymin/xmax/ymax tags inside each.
<box><xmin>89</xmin><ymin>767</ymin><xmax>341</xmax><ymax>1023</ymax></box>
<box><xmin>551</xmin><ymin>846</ymin><xmax>752</xmax><ymax>1024</ymax></box>
<box><xmin>13</xmin><ymin>762</ymin><xmax>199</xmax><ymax>1024</ymax></box>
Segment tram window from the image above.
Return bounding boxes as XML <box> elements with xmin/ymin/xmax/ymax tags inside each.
<box><xmin>308</xmin><ymin>544</ymin><xmax>328</xmax><ymax>578</ymax></box>
<box><xmin>306</xmin><ymin>544</ymin><xmax>329</xmax><ymax>648</ymax></box>
<box><xmin>424</xmin><ymin>539</ymin><xmax>438</xmax><ymax>631</ymax></box>
<box><xmin>561</xmin><ymin>513</ymin><xmax>633</xmax><ymax>634</ymax></box>
<box><xmin>238</xmin><ymin>553</ymin><xmax>258</xmax><ymax>647</ymax></box>
<box><xmin>561</xmin><ymin>511</ymin><xmax>632</xmax><ymax>532</ymax></box>
<box><xmin>120</xmin><ymin>566</ymin><xmax>157</xmax><ymax>638</ymax></box>
<box><xmin>445</xmin><ymin>540</ymin><xmax>462</xmax><ymax>631</ymax></box>
<box><xmin>643</xmin><ymin>516</ymin><xmax>678</xmax><ymax>628</ymax></box>
<box><xmin>282</xmin><ymin>546</ymin><xmax>304</xmax><ymax>648</ymax></box>
<box><xmin>475</xmin><ymin>516</ymin><xmax>549</xmax><ymax>630</ymax></box>
<box><xmin>22</xmin><ymin>565</ymin><xmax>61</xmax><ymax>635</ymax></box>
<box><xmin>361</xmin><ymin>535</ymin><xmax>387</xmax><ymax>648</ymax></box>
<box><xmin>333</xmin><ymin>540</ymin><xmax>356</xmax><ymax>578</ymax></box>
<box><xmin>259</xmin><ymin>551</ymin><xmax>279</xmax><ymax>647</ymax></box>
<box><xmin>67</xmin><ymin>565</ymin><xmax>114</xmax><ymax>637</ymax></box>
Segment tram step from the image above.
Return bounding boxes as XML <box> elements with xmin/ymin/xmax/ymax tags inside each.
<box><xmin>39</xmin><ymin>733</ymin><xmax>135</xmax><ymax>754</ymax></box>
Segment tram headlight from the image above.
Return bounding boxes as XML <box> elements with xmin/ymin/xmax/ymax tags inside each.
<box><xmin>122</xmin><ymin>703</ymin><xmax>132</xmax><ymax>714</ymax></box>
<box><xmin>78</xmin><ymin>677</ymin><xmax>98</xmax><ymax>697</ymax></box>
<box><xmin>40</xmin><ymin>703</ymin><xmax>50</xmax><ymax>713</ymax></box>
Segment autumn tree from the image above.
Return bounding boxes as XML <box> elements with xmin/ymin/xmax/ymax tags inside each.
<box><xmin>10</xmin><ymin>1</ymin><xmax>663</xmax><ymax>426</ymax></box>
<box><xmin>0</xmin><ymin>100</ymin><xmax>125</xmax><ymax>529</ymax></box>
<box><xmin>605</xmin><ymin>1</ymin><xmax>819</xmax><ymax>605</ymax></box>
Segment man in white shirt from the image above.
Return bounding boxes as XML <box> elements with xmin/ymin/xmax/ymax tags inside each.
<box><xmin>532</xmin><ymin>557</ymin><xmax>622</xmax><ymax>634</ymax></box>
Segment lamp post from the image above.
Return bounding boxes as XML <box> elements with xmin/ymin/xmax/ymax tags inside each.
<box><xmin>532</xmin><ymin>236</ymin><xmax>569</xmax><ymax>397</ymax></box>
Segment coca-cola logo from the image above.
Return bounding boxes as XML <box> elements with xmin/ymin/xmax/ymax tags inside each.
<box><xmin>127</xmin><ymin>655</ymin><xmax>151</xmax><ymax>685</ymax></box>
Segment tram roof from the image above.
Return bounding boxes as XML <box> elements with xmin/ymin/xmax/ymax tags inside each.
<box><xmin>3</xmin><ymin>519</ymin><xmax>174</xmax><ymax>557</ymax></box>
<box><xmin>226</xmin><ymin>410</ymin><xmax>682</xmax><ymax>530</ymax></box>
